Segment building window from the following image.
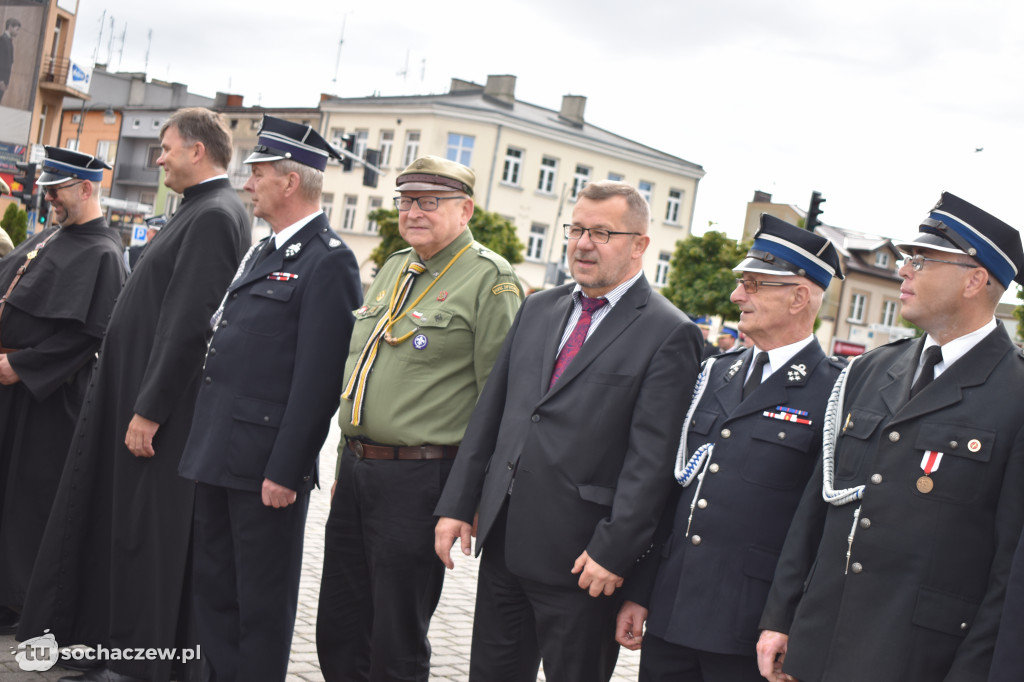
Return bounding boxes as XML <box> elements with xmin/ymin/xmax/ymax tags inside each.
<box><xmin>354</xmin><ymin>130</ymin><xmax>369</xmax><ymax>160</ymax></box>
<box><xmin>607</xmin><ymin>172</ymin><xmax>623</xmax><ymax>182</ymax></box>
<box><xmin>655</xmin><ymin>251</ymin><xmax>671</xmax><ymax>287</ymax></box>
<box><xmin>152</xmin><ymin>119</ymin><xmax>161</xmax><ymax>129</ymax></box>
<box><xmin>402</xmin><ymin>131</ymin><xmax>420</xmax><ymax>167</ymax></box>
<box><xmin>665</xmin><ymin>189</ymin><xmax>683</xmax><ymax>224</ymax></box>
<box><xmin>538</xmin><ymin>157</ymin><xmax>557</xmax><ymax>194</ymax></box>
<box><xmin>37</xmin><ymin>106</ymin><xmax>48</xmax><ymax>144</ymax></box>
<box><xmin>366</xmin><ymin>197</ymin><xmax>383</xmax><ymax>233</ymax></box>
<box><xmin>638</xmin><ymin>181</ymin><xmax>653</xmax><ymax>207</ymax></box>
<box><xmin>571</xmin><ymin>164</ymin><xmax>591</xmax><ymax>199</ymax></box>
<box><xmin>881</xmin><ymin>299</ymin><xmax>898</xmax><ymax>327</ymax></box>
<box><xmin>874</xmin><ymin>251</ymin><xmax>891</xmax><ymax>268</ymax></box>
<box><xmin>342</xmin><ymin>195</ymin><xmax>358</xmax><ymax>231</ymax></box>
<box><xmin>329</xmin><ymin>127</ymin><xmax>345</xmax><ymax>146</ymax></box>
<box><xmin>526</xmin><ymin>223</ymin><xmax>545</xmax><ymax>261</ymax></box>
<box><xmin>502</xmin><ymin>147</ymin><xmax>523</xmax><ymax>186</ymax></box>
<box><xmin>66</xmin><ymin>138</ymin><xmax>79</xmax><ymax>151</ymax></box>
<box><xmin>848</xmin><ymin>293</ymin><xmax>867</xmax><ymax>323</ymax></box>
<box><xmin>321</xmin><ymin>193</ymin><xmax>334</xmax><ymax>222</ymax></box>
<box><xmin>96</xmin><ymin>140</ymin><xmax>116</xmax><ymax>165</ymax></box>
<box><xmin>446</xmin><ymin>133</ymin><xmax>474</xmax><ymax>166</ymax></box>
<box><xmin>132</xmin><ymin>118</ymin><xmax>141</xmax><ymax>130</ymax></box>
<box><xmin>560</xmin><ymin>240</ymin><xmax>569</xmax><ymax>267</ymax></box>
<box><xmin>146</xmin><ymin>145</ymin><xmax>162</xmax><ymax>168</ymax></box>
<box><xmin>378</xmin><ymin>130</ymin><xmax>394</xmax><ymax>167</ymax></box>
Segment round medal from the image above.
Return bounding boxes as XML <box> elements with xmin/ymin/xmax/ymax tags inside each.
<box><xmin>916</xmin><ymin>475</ymin><xmax>934</xmax><ymax>494</ymax></box>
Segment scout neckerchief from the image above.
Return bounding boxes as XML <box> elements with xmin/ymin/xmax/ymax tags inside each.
<box><xmin>0</xmin><ymin>228</ymin><xmax>61</xmax><ymax>352</ymax></box>
<box><xmin>342</xmin><ymin>242</ymin><xmax>473</xmax><ymax>426</ymax></box>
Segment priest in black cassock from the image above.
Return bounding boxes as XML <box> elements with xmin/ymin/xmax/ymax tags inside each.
<box><xmin>0</xmin><ymin>148</ymin><xmax>126</xmax><ymax>636</ymax></box>
<box><xmin>19</xmin><ymin>108</ymin><xmax>251</xmax><ymax>682</ymax></box>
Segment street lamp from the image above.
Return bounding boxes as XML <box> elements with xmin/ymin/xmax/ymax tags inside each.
<box><xmin>74</xmin><ymin>101</ymin><xmax>117</xmax><ymax>150</ymax></box>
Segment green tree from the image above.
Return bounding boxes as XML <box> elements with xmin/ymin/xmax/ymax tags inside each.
<box><xmin>1</xmin><ymin>203</ymin><xmax>28</xmax><ymax>247</ymax></box>
<box><xmin>1015</xmin><ymin>286</ymin><xmax>1024</xmax><ymax>342</ymax></box>
<box><xmin>662</xmin><ymin>231</ymin><xmax>750</xmax><ymax>320</ymax></box>
<box><xmin>368</xmin><ymin>207</ymin><xmax>525</xmax><ymax>270</ymax></box>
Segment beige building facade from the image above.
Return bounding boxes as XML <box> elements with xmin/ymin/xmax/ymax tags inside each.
<box><xmin>318</xmin><ymin>74</ymin><xmax>705</xmax><ymax>289</ymax></box>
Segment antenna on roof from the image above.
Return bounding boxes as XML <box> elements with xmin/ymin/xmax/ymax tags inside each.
<box><xmin>331</xmin><ymin>12</ymin><xmax>353</xmax><ymax>87</ymax></box>
<box><xmin>397</xmin><ymin>50</ymin><xmax>409</xmax><ymax>81</ymax></box>
<box><xmin>91</xmin><ymin>10</ymin><xmax>105</xmax><ymax>65</ymax></box>
<box><xmin>143</xmin><ymin>29</ymin><xmax>152</xmax><ymax>75</ymax></box>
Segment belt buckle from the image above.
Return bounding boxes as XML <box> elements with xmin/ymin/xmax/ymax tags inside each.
<box><xmin>350</xmin><ymin>440</ymin><xmax>365</xmax><ymax>458</ymax></box>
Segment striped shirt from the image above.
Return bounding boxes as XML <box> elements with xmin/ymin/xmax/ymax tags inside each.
<box><xmin>556</xmin><ymin>270</ymin><xmax>645</xmax><ymax>355</ymax></box>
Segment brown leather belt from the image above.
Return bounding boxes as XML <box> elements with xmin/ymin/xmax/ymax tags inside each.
<box><xmin>0</xmin><ymin>347</ymin><xmax>17</xmax><ymax>354</ymax></box>
<box><xmin>350</xmin><ymin>440</ymin><xmax>458</xmax><ymax>461</ymax></box>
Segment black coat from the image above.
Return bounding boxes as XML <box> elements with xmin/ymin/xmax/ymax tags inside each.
<box><xmin>0</xmin><ymin>219</ymin><xmax>125</xmax><ymax>606</ymax></box>
<box><xmin>435</xmin><ymin>277</ymin><xmax>703</xmax><ymax>586</ymax></box>
<box><xmin>761</xmin><ymin>326</ymin><xmax>1024</xmax><ymax>682</ymax></box>
<box><xmin>990</xmin><ymin>524</ymin><xmax>1024</xmax><ymax>681</ymax></box>
<box><xmin>630</xmin><ymin>342</ymin><xmax>842</xmax><ymax>656</ymax></box>
<box><xmin>19</xmin><ymin>179</ymin><xmax>250</xmax><ymax>681</ymax></box>
<box><xmin>179</xmin><ymin>214</ymin><xmax>362</xmax><ymax>492</ymax></box>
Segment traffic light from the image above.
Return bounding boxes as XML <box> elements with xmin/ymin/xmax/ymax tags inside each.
<box><xmin>363</xmin><ymin>149</ymin><xmax>380</xmax><ymax>188</ymax></box>
<box><xmin>807</xmin><ymin>191</ymin><xmax>825</xmax><ymax>231</ymax></box>
<box><xmin>341</xmin><ymin>134</ymin><xmax>355</xmax><ymax>172</ymax></box>
<box><xmin>34</xmin><ymin>194</ymin><xmax>50</xmax><ymax>224</ymax></box>
<box><xmin>12</xmin><ymin>162</ymin><xmax>36</xmax><ymax>206</ymax></box>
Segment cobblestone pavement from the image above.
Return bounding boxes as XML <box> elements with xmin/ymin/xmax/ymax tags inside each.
<box><xmin>2</xmin><ymin>417</ymin><xmax>639</xmax><ymax>681</ymax></box>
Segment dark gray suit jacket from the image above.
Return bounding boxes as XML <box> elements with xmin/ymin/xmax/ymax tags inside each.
<box><xmin>435</xmin><ymin>276</ymin><xmax>703</xmax><ymax>587</ymax></box>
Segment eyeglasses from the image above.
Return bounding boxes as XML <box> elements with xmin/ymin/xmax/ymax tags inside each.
<box><xmin>735</xmin><ymin>279</ymin><xmax>799</xmax><ymax>294</ymax></box>
<box><xmin>394</xmin><ymin>196</ymin><xmax>467</xmax><ymax>212</ymax></box>
<box><xmin>898</xmin><ymin>254</ymin><xmax>980</xmax><ymax>272</ymax></box>
<box><xmin>43</xmin><ymin>181</ymin><xmax>84</xmax><ymax>199</ymax></box>
<box><xmin>563</xmin><ymin>224</ymin><xmax>641</xmax><ymax>244</ymax></box>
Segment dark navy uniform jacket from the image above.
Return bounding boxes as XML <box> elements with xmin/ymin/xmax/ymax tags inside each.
<box><xmin>626</xmin><ymin>341</ymin><xmax>842</xmax><ymax>655</ymax></box>
<box><xmin>761</xmin><ymin>325</ymin><xmax>1024</xmax><ymax>682</ymax></box>
<box><xmin>180</xmin><ymin>213</ymin><xmax>362</xmax><ymax>493</ymax></box>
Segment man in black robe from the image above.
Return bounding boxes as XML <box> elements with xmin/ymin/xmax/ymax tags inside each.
<box><xmin>19</xmin><ymin>108</ymin><xmax>250</xmax><ymax>682</ymax></box>
<box><xmin>0</xmin><ymin>147</ymin><xmax>125</xmax><ymax>635</ymax></box>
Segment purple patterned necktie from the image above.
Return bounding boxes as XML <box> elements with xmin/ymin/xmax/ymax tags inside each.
<box><xmin>550</xmin><ymin>296</ymin><xmax>608</xmax><ymax>389</ymax></box>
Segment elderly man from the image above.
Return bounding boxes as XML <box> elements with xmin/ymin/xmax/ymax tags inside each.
<box><xmin>316</xmin><ymin>155</ymin><xmax>522</xmax><ymax>681</ymax></box>
<box><xmin>20</xmin><ymin>108</ymin><xmax>250</xmax><ymax>682</ymax></box>
<box><xmin>0</xmin><ymin>148</ymin><xmax>125</xmax><ymax>636</ymax></box>
<box><xmin>435</xmin><ymin>180</ymin><xmax>703</xmax><ymax>681</ymax></box>
<box><xmin>614</xmin><ymin>215</ymin><xmax>844</xmax><ymax>682</ymax></box>
<box><xmin>757</xmin><ymin>192</ymin><xmax>1024</xmax><ymax>682</ymax></box>
<box><xmin>178</xmin><ymin>115</ymin><xmax>362</xmax><ymax>681</ymax></box>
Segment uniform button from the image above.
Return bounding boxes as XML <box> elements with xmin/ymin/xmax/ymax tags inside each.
<box><xmin>531</xmin><ymin>415</ymin><xmax>540</xmax><ymax>423</ymax></box>
<box><xmin>221</xmin><ymin>320</ymin><xmax>228</xmax><ymax>327</ymax></box>
<box><xmin>204</xmin><ymin>376</ymin><xmax>212</xmax><ymax>384</ymax></box>
<box><xmin>859</xmin><ymin>517</ymin><xmax>871</xmax><ymax>529</ymax></box>
<box><xmin>709</xmin><ymin>463</ymin><xmax>720</xmax><ymax>473</ymax></box>
<box><xmin>777</xmin><ymin>432</ymin><xmax>786</xmax><ymax>440</ymax></box>
<box><xmin>231</xmin><ymin>293</ymin><xmax>238</xmax><ymax>299</ymax></box>
<box><xmin>263</xmin><ymin>416</ymin><xmax>270</xmax><ymax>422</ymax></box>
<box><xmin>960</xmin><ymin>622</ymin><xmax>968</xmax><ymax>631</ymax></box>
<box><xmin>721</xmin><ymin>429</ymin><xmax>732</xmax><ymax>438</ymax></box>
<box><xmin>870</xmin><ymin>473</ymin><xmax>883</xmax><ymax>484</ymax></box>
<box><xmin>303</xmin><ymin>475</ymin><xmax>310</xmax><ymax>482</ymax></box>
<box><xmin>266</xmin><ymin>289</ymin><xmax>274</xmax><ymax>294</ymax></box>
<box><xmin>949</xmin><ymin>440</ymin><xmax>958</xmax><ymax>450</ymax></box>
<box><xmin>209</xmin><ymin>347</ymin><xmax>216</xmax><ymax>356</ymax></box>
<box><xmin>433</xmin><ymin>272</ymin><xmax>440</xmax><ymax>278</ymax></box>
<box><xmin>888</xmin><ymin>431</ymin><xmax>900</xmax><ymax>442</ymax></box>
<box><xmin>697</xmin><ymin>499</ymin><xmax>708</xmax><ymax>509</ymax></box>
<box><xmin>851</xmin><ymin>562</ymin><xmax>863</xmax><ymax>573</ymax></box>
<box><xmin>691</xmin><ymin>535</ymin><xmax>702</xmax><ymax>546</ymax></box>
<box><xmin>506</xmin><ymin>462</ymin><xmax>513</xmax><ymax>470</ymax></box>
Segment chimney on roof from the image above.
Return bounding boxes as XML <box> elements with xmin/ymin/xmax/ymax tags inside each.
<box><xmin>484</xmin><ymin>74</ymin><xmax>516</xmax><ymax>104</ymax></box>
<box><xmin>559</xmin><ymin>94</ymin><xmax>586</xmax><ymax>126</ymax></box>
<box><xmin>449</xmin><ymin>78</ymin><xmax>482</xmax><ymax>93</ymax></box>
<box><xmin>753</xmin><ymin>190</ymin><xmax>773</xmax><ymax>203</ymax></box>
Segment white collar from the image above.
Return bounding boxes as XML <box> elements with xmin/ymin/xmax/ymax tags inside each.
<box><xmin>272</xmin><ymin>210</ymin><xmax>322</xmax><ymax>249</ymax></box>
<box><xmin>750</xmin><ymin>335</ymin><xmax>816</xmax><ymax>381</ymax></box>
<box><xmin>922</xmin><ymin>317</ymin><xmax>997</xmax><ymax>378</ymax></box>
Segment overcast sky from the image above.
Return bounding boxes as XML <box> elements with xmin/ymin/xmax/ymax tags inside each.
<box><xmin>72</xmin><ymin>0</ymin><xmax>1024</xmax><ymax>257</ymax></box>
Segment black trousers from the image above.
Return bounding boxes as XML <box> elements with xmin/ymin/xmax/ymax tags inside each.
<box><xmin>192</xmin><ymin>482</ymin><xmax>309</xmax><ymax>682</ymax></box>
<box><xmin>639</xmin><ymin>633</ymin><xmax>763</xmax><ymax>682</ymax></box>
<box><xmin>469</xmin><ymin>502</ymin><xmax>620</xmax><ymax>682</ymax></box>
<box><xmin>316</xmin><ymin>448</ymin><xmax>452</xmax><ymax>682</ymax></box>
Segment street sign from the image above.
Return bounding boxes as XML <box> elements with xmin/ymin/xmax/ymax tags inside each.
<box><xmin>132</xmin><ymin>225</ymin><xmax>148</xmax><ymax>246</ymax></box>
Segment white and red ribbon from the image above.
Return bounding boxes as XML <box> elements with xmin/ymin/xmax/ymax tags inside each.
<box><xmin>920</xmin><ymin>450</ymin><xmax>944</xmax><ymax>475</ymax></box>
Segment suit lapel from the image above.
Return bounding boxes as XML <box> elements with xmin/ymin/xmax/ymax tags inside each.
<box><xmin>539</xmin><ymin>287</ymin><xmax>575</xmax><ymax>396</ymax></box>
<box><xmin>541</xmin><ymin>278</ymin><xmax>649</xmax><ymax>401</ymax></box>
<box><xmin>713</xmin><ymin>348</ymin><xmax>751</xmax><ymax>412</ymax></box>
<box><xmin>890</xmin><ymin>326</ymin><xmax>1012</xmax><ymax>425</ymax></box>
<box><xmin>879</xmin><ymin>338</ymin><xmax>919</xmax><ymax>417</ymax></box>
<box><xmin>724</xmin><ymin>342</ymin><xmax>826</xmax><ymax>421</ymax></box>
<box><xmin>232</xmin><ymin>216</ymin><xmax>323</xmax><ymax>290</ymax></box>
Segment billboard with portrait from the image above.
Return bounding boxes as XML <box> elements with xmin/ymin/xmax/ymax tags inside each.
<box><xmin>0</xmin><ymin>0</ymin><xmax>45</xmax><ymax>123</ymax></box>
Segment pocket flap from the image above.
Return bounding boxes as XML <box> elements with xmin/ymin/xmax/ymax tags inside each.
<box><xmin>251</xmin><ymin>285</ymin><xmax>294</xmax><ymax>303</ymax></box>
<box><xmin>841</xmin><ymin>409</ymin><xmax>885</xmax><ymax>440</ymax></box>
<box><xmin>912</xmin><ymin>585</ymin><xmax>978</xmax><ymax>637</ymax></box>
<box><xmin>577</xmin><ymin>484</ymin><xmax>616</xmax><ymax>507</ymax></box>
<box><xmin>913</xmin><ymin>423</ymin><xmax>993</xmax><ymax>463</ymax></box>
<box><xmin>742</xmin><ymin>545</ymin><xmax>780</xmax><ymax>582</ymax></box>
<box><xmin>411</xmin><ymin>308</ymin><xmax>453</xmax><ymax>328</ymax></box>
<box><xmin>688</xmin><ymin>409</ymin><xmax>716</xmax><ymax>436</ymax></box>
<box><xmin>232</xmin><ymin>396</ymin><xmax>285</xmax><ymax>428</ymax></box>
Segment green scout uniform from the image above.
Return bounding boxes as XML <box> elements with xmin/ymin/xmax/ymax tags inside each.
<box><xmin>337</xmin><ymin>227</ymin><xmax>522</xmax><ymax>455</ymax></box>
